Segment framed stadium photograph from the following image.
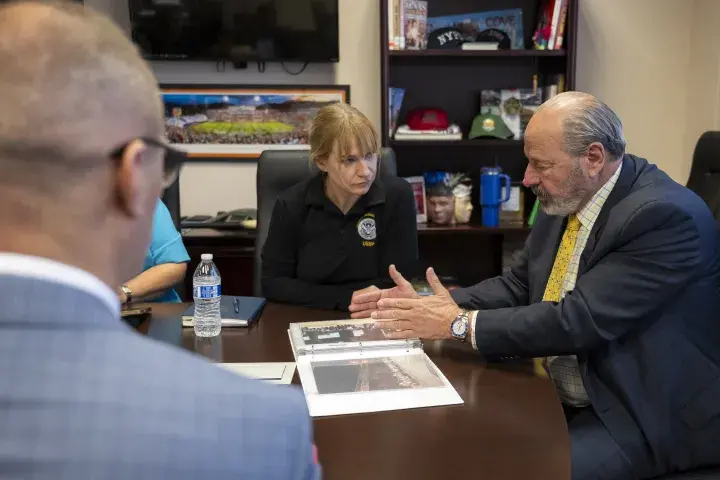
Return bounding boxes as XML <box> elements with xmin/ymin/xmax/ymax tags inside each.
<box><xmin>160</xmin><ymin>84</ymin><xmax>350</xmax><ymax>160</ymax></box>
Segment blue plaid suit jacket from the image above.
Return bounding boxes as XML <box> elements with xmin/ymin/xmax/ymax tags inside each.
<box><xmin>0</xmin><ymin>274</ymin><xmax>320</xmax><ymax>480</ymax></box>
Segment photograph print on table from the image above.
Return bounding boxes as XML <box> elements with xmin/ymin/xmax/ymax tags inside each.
<box><xmin>300</xmin><ymin>319</ymin><xmax>390</xmax><ymax>346</ymax></box>
<box><xmin>311</xmin><ymin>355</ymin><xmax>446</xmax><ymax>395</ymax></box>
<box><xmin>161</xmin><ymin>84</ymin><xmax>350</xmax><ymax>159</ymax></box>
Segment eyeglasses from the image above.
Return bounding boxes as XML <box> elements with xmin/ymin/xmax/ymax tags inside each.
<box><xmin>109</xmin><ymin>137</ymin><xmax>187</xmax><ymax>188</ymax></box>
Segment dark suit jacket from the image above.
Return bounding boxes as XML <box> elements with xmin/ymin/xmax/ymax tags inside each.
<box><xmin>452</xmin><ymin>154</ymin><xmax>720</xmax><ymax>477</ymax></box>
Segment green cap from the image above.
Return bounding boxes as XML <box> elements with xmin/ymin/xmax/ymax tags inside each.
<box><xmin>468</xmin><ymin>112</ymin><xmax>514</xmax><ymax>140</ymax></box>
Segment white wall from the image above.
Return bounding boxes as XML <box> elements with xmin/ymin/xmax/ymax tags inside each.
<box><xmin>575</xmin><ymin>0</ymin><xmax>695</xmax><ymax>182</ymax></box>
<box><xmin>683</xmin><ymin>0</ymin><xmax>720</xmax><ymax>173</ymax></box>
<box><xmin>87</xmin><ymin>0</ymin><xmax>379</xmax><ymax>216</ymax></box>
<box><xmin>90</xmin><ymin>0</ymin><xmax>720</xmax><ymax>214</ymax></box>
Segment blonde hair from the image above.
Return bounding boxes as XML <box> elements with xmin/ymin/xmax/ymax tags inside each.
<box><xmin>309</xmin><ymin>103</ymin><xmax>380</xmax><ymax>167</ymax></box>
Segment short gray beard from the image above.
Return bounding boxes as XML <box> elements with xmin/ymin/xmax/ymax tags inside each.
<box><xmin>533</xmin><ymin>160</ymin><xmax>596</xmax><ymax>216</ymax></box>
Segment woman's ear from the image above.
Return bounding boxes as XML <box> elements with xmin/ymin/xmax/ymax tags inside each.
<box><xmin>314</xmin><ymin>156</ymin><xmax>329</xmax><ymax>173</ymax></box>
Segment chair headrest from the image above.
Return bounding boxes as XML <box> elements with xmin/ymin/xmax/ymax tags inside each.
<box><xmin>689</xmin><ymin>131</ymin><xmax>720</xmax><ymax>180</ymax></box>
<box><xmin>256</xmin><ymin>148</ymin><xmax>397</xmax><ymax>193</ymax></box>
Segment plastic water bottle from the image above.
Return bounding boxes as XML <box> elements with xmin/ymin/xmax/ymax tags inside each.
<box><xmin>192</xmin><ymin>253</ymin><xmax>221</xmax><ymax>337</ymax></box>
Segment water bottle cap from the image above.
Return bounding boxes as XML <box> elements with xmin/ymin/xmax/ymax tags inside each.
<box><xmin>201</xmin><ymin>253</ymin><xmax>213</xmax><ymax>261</ymax></box>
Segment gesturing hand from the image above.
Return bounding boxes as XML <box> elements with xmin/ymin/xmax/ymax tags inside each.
<box><xmin>372</xmin><ymin>267</ymin><xmax>461</xmax><ymax>340</ymax></box>
<box><xmin>348</xmin><ymin>264</ymin><xmax>419</xmax><ymax>319</ymax></box>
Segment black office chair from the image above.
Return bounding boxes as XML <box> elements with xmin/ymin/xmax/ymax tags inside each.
<box><xmin>161</xmin><ymin>178</ymin><xmax>181</xmax><ymax>230</ymax></box>
<box><xmin>160</xmin><ymin>178</ymin><xmax>186</xmax><ymax>300</ymax></box>
<box><xmin>687</xmin><ymin>131</ymin><xmax>720</xmax><ymax>223</ymax></box>
<box><xmin>254</xmin><ymin>148</ymin><xmax>398</xmax><ymax>296</ymax></box>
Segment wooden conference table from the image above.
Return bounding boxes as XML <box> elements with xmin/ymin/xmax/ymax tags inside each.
<box><xmin>137</xmin><ymin>302</ymin><xmax>570</xmax><ymax>480</ymax></box>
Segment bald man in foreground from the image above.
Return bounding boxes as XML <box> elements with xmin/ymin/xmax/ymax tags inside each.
<box><xmin>0</xmin><ymin>2</ymin><xmax>318</xmax><ymax>479</ymax></box>
<box><xmin>350</xmin><ymin>93</ymin><xmax>720</xmax><ymax>479</ymax></box>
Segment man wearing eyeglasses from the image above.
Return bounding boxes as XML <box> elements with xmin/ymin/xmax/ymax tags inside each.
<box><xmin>0</xmin><ymin>2</ymin><xmax>319</xmax><ymax>479</ymax></box>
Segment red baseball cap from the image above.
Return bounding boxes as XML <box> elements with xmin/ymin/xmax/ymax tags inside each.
<box><xmin>406</xmin><ymin>108</ymin><xmax>449</xmax><ymax>131</ymax></box>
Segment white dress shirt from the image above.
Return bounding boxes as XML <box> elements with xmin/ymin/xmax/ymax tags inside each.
<box><xmin>0</xmin><ymin>253</ymin><xmax>120</xmax><ymax>316</ymax></box>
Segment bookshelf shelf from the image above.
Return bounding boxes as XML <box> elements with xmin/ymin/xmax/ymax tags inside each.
<box><xmin>417</xmin><ymin>224</ymin><xmax>530</xmax><ymax>235</ymax></box>
<box><xmin>389</xmin><ymin>49</ymin><xmax>566</xmax><ymax>58</ymax></box>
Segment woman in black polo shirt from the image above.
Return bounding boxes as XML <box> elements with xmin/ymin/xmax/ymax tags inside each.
<box><xmin>261</xmin><ymin>103</ymin><xmax>418</xmax><ymax>310</ymax></box>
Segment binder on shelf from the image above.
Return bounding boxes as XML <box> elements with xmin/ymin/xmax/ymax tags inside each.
<box><xmin>288</xmin><ymin>319</ymin><xmax>463</xmax><ymax>417</ymax></box>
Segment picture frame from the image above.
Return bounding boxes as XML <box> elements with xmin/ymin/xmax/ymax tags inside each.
<box><xmin>403</xmin><ymin>176</ymin><xmax>428</xmax><ymax>223</ymax></box>
<box><xmin>160</xmin><ymin>84</ymin><xmax>350</xmax><ymax>160</ymax></box>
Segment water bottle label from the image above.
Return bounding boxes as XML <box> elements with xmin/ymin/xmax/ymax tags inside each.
<box><xmin>194</xmin><ymin>284</ymin><xmax>221</xmax><ymax>299</ymax></box>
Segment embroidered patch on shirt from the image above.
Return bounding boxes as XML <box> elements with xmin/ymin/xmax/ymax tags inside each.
<box><xmin>357</xmin><ymin>215</ymin><xmax>377</xmax><ymax>243</ymax></box>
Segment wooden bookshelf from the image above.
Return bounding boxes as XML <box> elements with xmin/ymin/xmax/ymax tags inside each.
<box><xmin>418</xmin><ymin>224</ymin><xmax>530</xmax><ymax>235</ymax></box>
<box><xmin>389</xmin><ymin>49</ymin><xmax>567</xmax><ymax>58</ymax></box>
<box><xmin>380</xmin><ymin>0</ymin><xmax>578</xmax><ymax>285</ymax></box>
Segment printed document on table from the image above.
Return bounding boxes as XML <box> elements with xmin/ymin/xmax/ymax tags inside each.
<box><xmin>218</xmin><ymin>362</ymin><xmax>296</xmax><ymax>385</ymax></box>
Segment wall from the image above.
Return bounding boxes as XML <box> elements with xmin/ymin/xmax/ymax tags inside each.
<box><xmin>575</xmin><ymin>0</ymin><xmax>694</xmax><ymax>182</ymax></box>
<box><xmin>683</xmin><ymin>0</ymin><xmax>720</xmax><ymax>174</ymax></box>
<box><xmin>576</xmin><ymin>0</ymin><xmax>720</xmax><ymax>184</ymax></box>
<box><xmin>88</xmin><ymin>0</ymin><xmax>379</xmax><ymax>216</ymax></box>
<box><xmin>92</xmin><ymin>0</ymin><xmax>719</xmax><ymax>213</ymax></box>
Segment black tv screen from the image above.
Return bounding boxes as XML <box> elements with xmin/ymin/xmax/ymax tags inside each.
<box><xmin>129</xmin><ymin>0</ymin><xmax>339</xmax><ymax>62</ymax></box>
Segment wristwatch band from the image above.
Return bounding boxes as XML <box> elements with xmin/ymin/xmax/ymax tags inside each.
<box><xmin>121</xmin><ymin>285</ymin><xmax>132</xmax><ymax>304</ymax></box>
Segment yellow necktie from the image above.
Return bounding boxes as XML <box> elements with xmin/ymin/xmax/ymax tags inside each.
<box><xmin>543</xmin><ymin>214</ymin><xmax>581</xmax><ymax>302</ymax></box>
<box><xmin>534</xmin><ymin>214</ymin><xmax>581</xmax><ymax>377</ymax></box>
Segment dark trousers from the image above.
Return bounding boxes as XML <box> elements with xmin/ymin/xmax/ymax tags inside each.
<box><xmin>564</xmin><ymin>405</ymin><xmax>640</xmax><ymax>480</ymax></box>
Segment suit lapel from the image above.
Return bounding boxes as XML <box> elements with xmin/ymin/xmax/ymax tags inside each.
<box><xmin>578</xmin><ymin>155</ymin><xmax>637</xmax><ymax>274</ymax></box>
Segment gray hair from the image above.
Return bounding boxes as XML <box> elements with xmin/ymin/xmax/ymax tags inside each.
<box><xmin>538</xmin><ymin>91</ymin><xmax>626</xmax><ymax>161</ymax></box>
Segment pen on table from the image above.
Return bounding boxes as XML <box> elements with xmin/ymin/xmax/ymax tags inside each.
<box><xmin>233</xmin><ymin>297</ymin><xmax>239</xmax><ymax>313</ymax></box>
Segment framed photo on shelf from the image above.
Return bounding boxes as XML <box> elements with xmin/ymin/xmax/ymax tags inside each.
<box><xmin>403</xmin><ymin>176</ymin><xmax>427</xmax><ymax>223</ymax></box>
<box><xmin>160</xmin><ymin>84</ymin><xmax>350</xmax><ymax>160</ymax></box>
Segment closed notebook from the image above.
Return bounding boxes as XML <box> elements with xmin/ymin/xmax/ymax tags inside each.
<box><xmin>182</xmin><ymin>296</ymin><xmax>266</xmax><ymax>327</ymax></box>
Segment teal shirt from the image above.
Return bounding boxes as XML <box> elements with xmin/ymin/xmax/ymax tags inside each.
<box><xmin>142</xmin><ymin>200</ymin><xmax>190</xmax><ymax>303</ymax></box>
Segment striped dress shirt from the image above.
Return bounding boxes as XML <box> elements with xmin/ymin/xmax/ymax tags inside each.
<box><xmin>546</xmin><ymin>162</ymin><xmax>622</xmax><ymax>406</ymax></box>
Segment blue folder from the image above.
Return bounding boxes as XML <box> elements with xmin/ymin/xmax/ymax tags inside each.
<box><xmin>181</xmin><ymin>296</ymin><xmax>266</xmax><ymax>327</ymax></box>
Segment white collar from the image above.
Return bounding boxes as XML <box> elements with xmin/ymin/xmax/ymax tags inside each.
<box><xmin>0</xmin><ymin>253</ymin><xmax>120</xmax><ymax>316</ymax></box>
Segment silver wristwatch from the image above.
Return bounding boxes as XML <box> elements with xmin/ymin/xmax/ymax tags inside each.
<box><xmin>450</xmin><ymin>309</ymin><xmax>470</xmax><ymax>341</ymax></box>
<box><xmin>120</xmin><ymin>285</ymin><xmax>132</xmax><ymax>304</ymax></box>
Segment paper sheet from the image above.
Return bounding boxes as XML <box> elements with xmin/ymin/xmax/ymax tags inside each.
<box><xmin>218</xmin><ymin>362</ymin><xmax>296</xmax><ymax>385</ymax></box>
<box><xmin>295</xmin><ymin>349</ymin><xmax>464</xmax><ymax>417</ymax></box>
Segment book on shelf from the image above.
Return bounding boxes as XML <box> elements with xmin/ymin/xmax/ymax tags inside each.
<box><xmin>403</xmin><ymin>0</ymin><xmax>428</xmax><ymax>50</ymax></box>
<box><xmin>533</xmin><ymin>0</ymin><xmax>568</xmax><ymax>50</ymax></box>
<box><xmin>388</xmin><ymin>87</ymin><xmax>406</xmax><ymax>137</ymax></box>
<box><xmin>288</xmin><ymin>319</ymin><xmax>463</xmax><ymax>417</ymax></box>
<box><xmin>388</xmin><ymin>0</ymin><xmax>407</xmax><ymax>50</ymax></box>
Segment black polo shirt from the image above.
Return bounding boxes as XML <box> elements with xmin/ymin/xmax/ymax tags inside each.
<box><xmin>261</xmin><ymin>173</ymin><xmax>419</xmax><ymax>310</ymax></box>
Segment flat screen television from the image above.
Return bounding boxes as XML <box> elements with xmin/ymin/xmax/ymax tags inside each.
<box><xmin>129</xmin><ymin>0</ymin><xmax>339</xmax><ymax>62</ymax></box>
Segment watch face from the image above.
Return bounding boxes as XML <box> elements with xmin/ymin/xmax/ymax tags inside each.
<box><xmin>452</xmin><ymin>318</ymin><xmax>466</xmax><ymax>336</ymax></box>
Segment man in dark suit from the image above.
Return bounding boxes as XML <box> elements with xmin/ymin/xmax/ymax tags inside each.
<box><xmin>0</xmin><ymin>2</ymin><xmax>318</xmax><ymax>479</ymax></box>
<box><xmin>349</xmin><ymin>92</ymin><xmax>720</xmax><ymax>479</ymax></box>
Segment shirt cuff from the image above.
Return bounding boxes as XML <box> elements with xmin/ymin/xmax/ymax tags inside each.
<box><xmin>470</xmin><ymin>310</ymin><xmax>478</xmax><ymax>351</ymax></box>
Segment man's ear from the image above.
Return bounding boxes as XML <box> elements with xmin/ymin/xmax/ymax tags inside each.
<box><xmin>115</xmin><ymin>139</ymin><xmax>148</xmax><ymax>217</ymax></box>
<box><xmin>585</xmin><ymin>142</ymin><xmax>605</xmax><ymax>178</ymax></box>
